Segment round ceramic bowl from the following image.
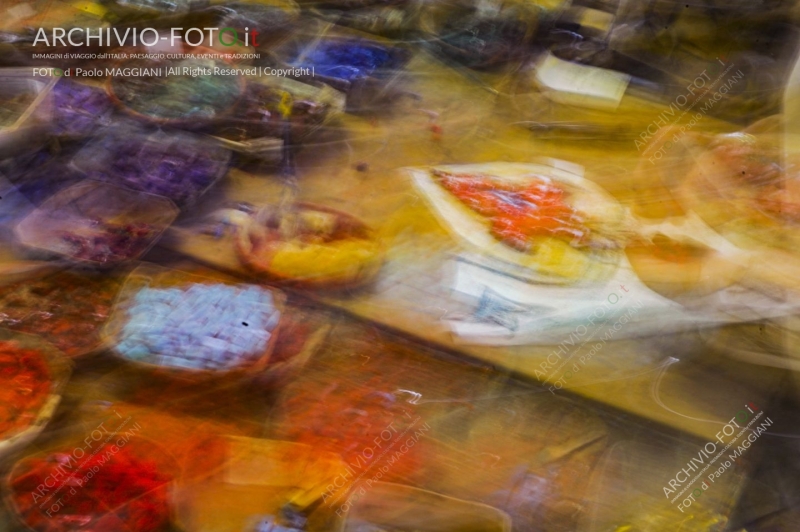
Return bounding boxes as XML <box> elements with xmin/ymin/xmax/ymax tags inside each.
<box><xmin>103</xmin><ymin>264</ymin><xmax>285</xmax><ymax>383</ymax></box>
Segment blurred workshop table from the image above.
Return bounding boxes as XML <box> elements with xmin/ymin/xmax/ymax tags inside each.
<box><xmin>161</xmin><ymin>49</ymin><xmax>786</xmax><ymax>442</ymax></box>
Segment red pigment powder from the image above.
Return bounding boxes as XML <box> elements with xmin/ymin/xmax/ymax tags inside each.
<box><xmin>10</xmin><ymin>444</ymin><xmax>173</xmax><ymax>532</ymax></box>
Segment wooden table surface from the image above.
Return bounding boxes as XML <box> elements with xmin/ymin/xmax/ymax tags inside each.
<box><xmin>162</xmin><ymin>49</ymin><xmax>788</xmax><ymax>442</ymax></box>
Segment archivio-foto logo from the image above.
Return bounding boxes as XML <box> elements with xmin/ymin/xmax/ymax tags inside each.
<box><xmin>32</xmin><ymin>27</ymin><xmax>259</xmax><ymax>48</ymax></box>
